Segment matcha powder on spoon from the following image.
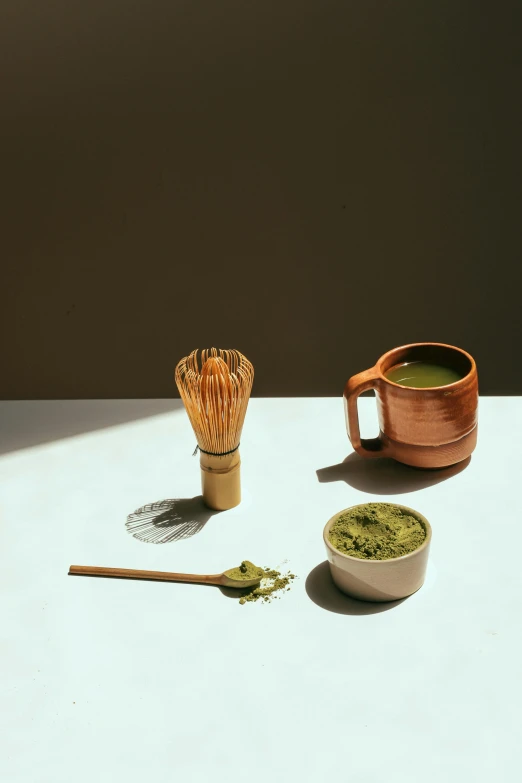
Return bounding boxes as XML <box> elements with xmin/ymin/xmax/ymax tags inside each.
<box><xmin>225</xmin><ymin>561</ymin><xmax>296</xmax><ymax>605</ymax></box>
<box><xmin>225</xmin><ymin>561</ymin><xmax>265</xmax><ymax>582</ymax></box>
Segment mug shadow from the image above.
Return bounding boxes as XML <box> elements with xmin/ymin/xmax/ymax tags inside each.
<box><xmin>316</xmin><ymin>453</ymin><xmax>471</xmax><ymax>495</ymax></box>
<box><xmin>305</xmin><ymin>562</ymin><xmax>406</xmax><ymax>615</ymax></box>
<box><xmin>126</xmin><ymin>497</ymin><xmax>219</xmax><ymax>544</ymax></box>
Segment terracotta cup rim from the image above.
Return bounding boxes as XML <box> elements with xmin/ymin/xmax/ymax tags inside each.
<box><xmin>323</xmin><ymin>502</ymin><xmax>432</xmax><ymax>564</ymax></box>
<box><xmin>375</xmin><ymin>342</ymin><xmax>476</xmax><ymax>391</ymax></box>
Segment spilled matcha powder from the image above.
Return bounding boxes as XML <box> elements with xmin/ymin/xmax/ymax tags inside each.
<box><xmin>225</xmin><ymin>561</ymin><xmax>296</xmax><ymax>605</ymax></box>
<box><xmin>328</xmin><ymin>503</ymin><xmax>426</xmax><ymax>560</ymax></box>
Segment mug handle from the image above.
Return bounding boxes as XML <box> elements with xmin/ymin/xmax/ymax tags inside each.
<box><xmin>343</xmin><ymin>367</ymin><xmax>388</xmax><ymax>458</ymax></box>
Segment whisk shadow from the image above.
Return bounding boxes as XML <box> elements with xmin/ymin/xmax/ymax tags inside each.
<box><xmin>126</xmin><ymin>497</ymin><xmax>219</xmax><ymax>544</ymax></box>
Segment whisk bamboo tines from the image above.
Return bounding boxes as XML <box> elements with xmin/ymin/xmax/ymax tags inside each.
<box><xmin>175</xmin><ymin>348</ymin><xmax>254</xmax><ymax>510</ymax></box>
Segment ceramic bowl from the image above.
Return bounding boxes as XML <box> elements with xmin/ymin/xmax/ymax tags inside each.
<box><xmin>323</xmin><ymin>503</ymin><xmax>432</xmax><ymax>602</ymax></box>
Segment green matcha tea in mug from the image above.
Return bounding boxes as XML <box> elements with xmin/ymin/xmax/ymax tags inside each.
<box><xmin>384</xmin><ymin>361</ymin><xmax>464</xmax><ymax>388</ymax></box>
<box><xmin>344</xmin><ymin>342</ymin><xmax>478</xmax><ymax>468</ymax></box>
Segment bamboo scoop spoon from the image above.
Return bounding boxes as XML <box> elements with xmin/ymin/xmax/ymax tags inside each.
<box><xmin>68</xmin><ymin>563</ymin><xmax>263</xmax><ymax>589</ymax></box>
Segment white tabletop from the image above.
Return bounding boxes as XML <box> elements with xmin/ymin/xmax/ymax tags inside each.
<box><xmin>2</xmin><ymin>398</ymin><xmax>521</xmax><ymax>782</ymax></box>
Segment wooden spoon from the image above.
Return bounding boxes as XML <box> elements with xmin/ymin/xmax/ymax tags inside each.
<box><xmin>68</xmin><ymin>564</ymin><xmax>263</xmax><ymax>589</ymax></box>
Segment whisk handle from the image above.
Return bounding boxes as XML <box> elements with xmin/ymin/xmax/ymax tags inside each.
<box><xmin>200</xmin><ymin>451</ymin><xmax>241</xmax><ymax>511</ymax></box>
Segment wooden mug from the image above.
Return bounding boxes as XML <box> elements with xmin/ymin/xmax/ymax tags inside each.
<box><xmin>344</xmin><ymin>343</ymin><xmax>478</xmax><ymax>469</ymax></box>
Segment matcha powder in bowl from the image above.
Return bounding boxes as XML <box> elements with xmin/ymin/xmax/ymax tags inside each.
<box><xmin>328</xmin><ymin>502</ymin><xmax>426</xmax><ymax>560</ymax></box>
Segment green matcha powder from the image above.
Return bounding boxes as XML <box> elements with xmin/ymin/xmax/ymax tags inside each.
<box><xmin>224</xmin><ymin>561</ymin><xmax>265</xmax><ymax>582</ymax></box>
<box><xmin>328</xmin><ymin>503</ymin><xmax>426</xmax><ymax>560</ymax></box>
<box><xmin>225</xmin><ymin>561</ymin><xmax>296</xmax><ymax>604</ymax></box>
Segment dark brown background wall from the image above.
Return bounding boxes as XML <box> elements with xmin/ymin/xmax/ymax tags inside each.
<box><xmin>2</xmin><ymin>1</ymin><xmax>521</xmax><ymax>398</ymax></box>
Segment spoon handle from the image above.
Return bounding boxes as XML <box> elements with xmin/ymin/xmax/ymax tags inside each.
<box><xmin>69</xmin><ymin>565</ymin><xmax>223</xmax><ymax>586</ymax></box>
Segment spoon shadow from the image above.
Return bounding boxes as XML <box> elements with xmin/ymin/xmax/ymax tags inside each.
<box><xmin>219</xmin><ymin>585</ymin><xmax>258</xmax><ymax>600</ymax></box>
<box><xmin>316</xmin><ymin>453</ymin><xmax>471</xmax><ymax>495</ymax></box>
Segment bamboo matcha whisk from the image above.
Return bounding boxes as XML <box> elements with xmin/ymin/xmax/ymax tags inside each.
<box><xmin>175</xmin><ymin>348</ymin><xmax>254</xmax><ymax>511</ymax></box>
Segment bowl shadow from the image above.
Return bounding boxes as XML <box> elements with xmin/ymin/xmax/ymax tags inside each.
<box><xmin>305</xmin><ymin>561</ymin><xmax>406</xmax><ymax>615</ymax></box>
<box><xmin>126</xmin><ymin>497</ymin><xmax>219</xmax><ymax>544</ymax></box>
<box><xmin>316</xmin><ymin>453</ymin><xmax>471</xmax><ymax>495</ymax></box>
